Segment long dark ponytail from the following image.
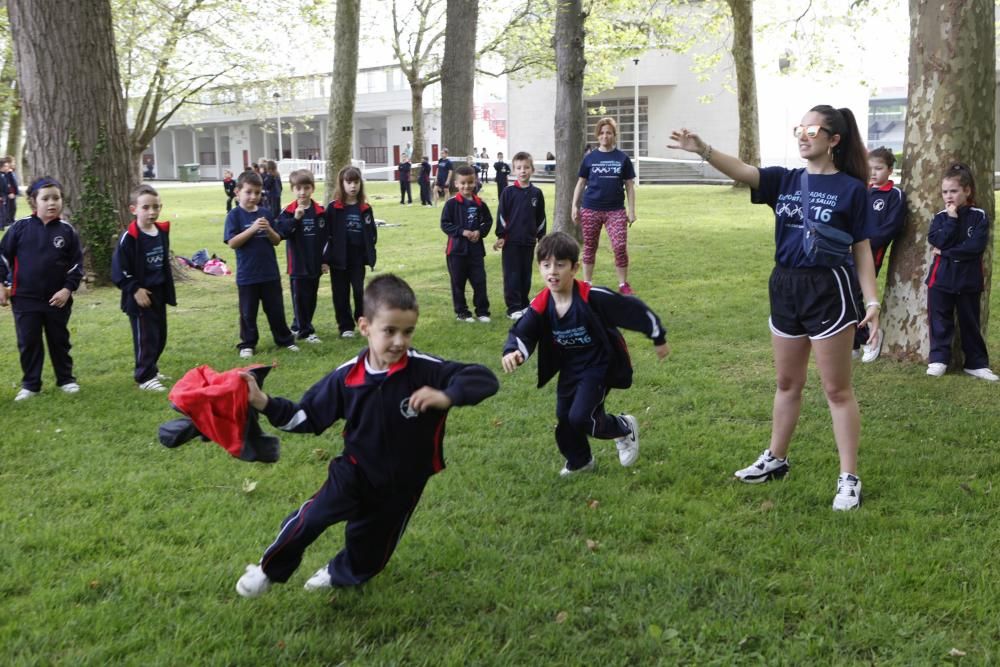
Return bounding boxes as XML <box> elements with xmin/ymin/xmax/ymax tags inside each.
<box><xmin>811</xmin><ymin>105</ymin><xmax>868</xmax><ymax>184</ymax></box>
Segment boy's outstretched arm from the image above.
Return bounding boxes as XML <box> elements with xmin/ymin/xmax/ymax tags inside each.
<box><xmin>241</xmin><ymin>369</ymin><xmax>345</xmax><ymax>435</ymax></box>
<box><xmin>434</xmin><ymin>360</ymin><xmax>500</xmax><ymax>408</ymax></box>
<box><xmin>590</xmin><ymin>287</ymin><xmax>669</xmax><ymax>355</ymax></box>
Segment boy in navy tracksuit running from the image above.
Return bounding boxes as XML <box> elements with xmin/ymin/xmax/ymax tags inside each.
<box><xmin>224</xmin><ymin>171</ymin><xmax>299</xmax><ymax>358</ymax></box>
<box><xmin>441</xmin><ymin>165</ymin><xmax>493</xmax><ymax>322</ymax></box>
<box><xmin>0</xmin><ymin>177</ymin><xmax>84</xmax><ymax>401</ymax></box>
<box><xmin>276</xmin><ymin>169</ymin><xmax>328</xmax><ymax>344</ymax></box>
<box><xmin>418</xmin><ymin>156</ymin><xmax>433</xmax><ymax>206</ymax></box>
<box><xmin>495</xmin><ymin>151</ymin><xmax>547</xmax><ymax>319</ymax></box>
<box><xmin>925</xmin><ymin>162</ymin><xmax>997</xmax><ymax>381</ymax></box>
<box><xmin>112</xmin><ymin>184</ymin><xmax>177</xmax><ymax>392</ymax></box>
<box><xmin>493</xmin><ymin>152</ymin><xmax>511</xmax><ymax>200</ymax></box>
<box><xmin>235</xmin><ymin>274</ymin><xmax>499</xmax><ymax>597</ymax></box>
<box><xmin>502</xmin><ymin>232</ymin><xmax>669</xmax><ymax>476</ymax></box>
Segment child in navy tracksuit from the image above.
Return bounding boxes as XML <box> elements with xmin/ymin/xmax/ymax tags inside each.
<box><xmin>418</xmin><ymin>156</ymin><xmax>433</xmax><ymax>206</ymax></box>
<box><xmin>441</xmin><ymin>165</ymin><xmax>493</xmax><ymax>322</ymax></box>
<box><xmin>235</xmin><ymin>274</ymin><xmax>499</xmax><ymax>597</ymax></box>
<box><xmin>223</xmin><ymin>170</ymin><xmax>236</xmax><ymax>212</ymax></box>
<box><xmin>493</xmin><ymin>152</ymin><xmax>511</xmax><ymax>200</ymax></box>
<box><xmin>276</xmin><ymin>169</ymin><xmax>328</xmax><ymax>343</ymax></box>
<box><xmin>502</xmin><ymin>232</ymin><xmax>669</xmax><ymax>476</ymax></box>
<box><xmin>398</xmin><ymin>156</ymin><xmax>413</xmax><ymax>204</ymax></box>
<box><xmin>263</xmin><ymin>160</ymin><xmax>282</xmax><ymax>215</ymax></box>
<box><xmin>495</xmin><ymin>151</ymin><xmax>546</xmax><ymax>319</ymax></box>
<box><xmin>925</xmin><ymin>162</ymin><xmax>996</xmax><ymax>381</ymax></box>
<box><xmin>326</xmin><ymin>165</ymin><xmax>377</xmax><ymax>338</ymax></box>
<box><xmin>223</xmin><ymin>170</ymin><xmax>298</xmax><ymax>357</ymax></box>
<box><xmin>0</xmin><ymin>177</ymin><xmax>84</xmax><ymax>401</ymax></box>
<box><xmin>112</xmin><ymin>184</ymin><xmax>176</xmax><ymax>392</ymax></box>
<box><xmin>0</xmin><ymin>157</ymin><xmax>18</xmax><ymax>229</ymax></box>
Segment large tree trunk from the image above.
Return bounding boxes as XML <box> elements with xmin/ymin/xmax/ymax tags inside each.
<box><xmin>882</xmin><ymin>0</ymin><xmax>995</xmax><ymax>363</ymax></box>
<box><xmin>440</xmin><ymin>0</ymin><xmax>477</xmax><ymax>163</ymax></box>
<box><xmin>410</xmin><ymin>81</ymin><xmax>427</xmax><ymax>162</ymax></box>
<box><xmin>726</xmin><ymin>0</ymin><xmax>759</xmax><ymax>184</ymax></box>
<box><xmin>8</xmin><ymin>0</ymin><xmax>132</xmax><ymax>285</ymax></box>
<box><xmin>553</xmin><ymin>0</ymin><xmax>586</xmax><ymax>235</ymax></box>
<box><xmin>325</xmin><ymin>0</ymin><xmax>360</xmax><ymax>201</ymax></box>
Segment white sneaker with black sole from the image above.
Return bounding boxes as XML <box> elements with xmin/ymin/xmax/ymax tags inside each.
<box><xmin>559</xmin><ymin>458</ymin><xmax>596</xmax><ymax>478</ymax></box>
<box><xmin>734</xmin><ymin>449</ymin><xmax>789</xmax><ymax>483</ymax></box>
<box><xmin>832</xmin><ymin>473</ymin><xmax>862</xmax><ymax>511</ymax></box>
<box><xmin>614</xmin><ymin>414</ymin><xmax>639</xmax><ymax>466</ymax></box>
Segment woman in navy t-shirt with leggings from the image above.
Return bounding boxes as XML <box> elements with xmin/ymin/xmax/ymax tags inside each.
<box><xmin>670</xmin><ymin>105</ymin><xmax>881</xmax><ymax>512</ymax></box>
<box><xmin>571</xmin><ymin>117</ymin><xmax>637</xmax><ymax>294</ymax></box>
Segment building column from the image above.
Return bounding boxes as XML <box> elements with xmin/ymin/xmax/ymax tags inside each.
<box><xmin>191</xmin><ymin>129</ymin><xmax>198</xmax><ymax>166</ymax></box>
<box><xmin>290</xmin><ymin>123</ymin><xmax>299</xmax><ymax>161</ymax></box>
<box><xmin>319</xmin><ymin>118</ymin><xmax>327</xmax><ymax>161</ymax></box>
<box><xmin>152</xmin><ymin>137</ymin><xmax>160</xmax><ymax>180</ymax></box>
<box><xmin>213</xmin><ymin>127</ymin><xmax>221</xmax><ymax>177</ymax></box>
<box><xmin>170</xmin><ymin>130</ymin><xmax>178</xmax><ymax>180</ymax></box>
<box><xmin>262</xmin><ymin>126</ymin><xmax>269</xmax><ymax>162</ymax></box>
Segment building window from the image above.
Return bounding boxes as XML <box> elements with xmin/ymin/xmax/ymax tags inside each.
<box><xmin>586</xmin><ymin>98</ymin><xmax>648</xmax><ymax>157</ymax></box>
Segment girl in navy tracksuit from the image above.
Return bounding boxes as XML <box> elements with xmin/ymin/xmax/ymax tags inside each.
<box><xmin>502</xmin><ymin>232</ymin><xmax>669</xmax><ymax>476</ymax></box>
<box><xmin>325</xmin><ymin>165</ymin><xmax>377</xmax><ymax>337</ymax></box>
<box><xmin>0</xmin><ymin>177</ymin><xmax>84</xmax><ymax>400</ymax></box>
<box><xmin>670</xmin><ymin>105</ymin><xmax>880</xmax><ymax>511</ymax></box>
<box><xmin>235</xmin><ymin>274</ymin><xmax>499</xmax><ymax>597</ymax></box>
<box><xmin>112</xmin><ymin>184</ymin><xmax>177</xmax><ymax>392</ymax></box>
<box><xmin>263</xmin><ymin>160</ymin><xmax>282</xmax><ymax>214</ymax></box>
<box><xmin>925</xmin><ymin>162</ymin><xmax>996</xmax><ymax>381</ymax></box>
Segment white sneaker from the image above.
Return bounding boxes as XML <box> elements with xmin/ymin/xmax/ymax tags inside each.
<box><xmin>286</xmin><ymin>344</ymin><xmax>301</xmax><ymax>352</ymax></box>
<box><xmin>304</xmin><ymin>334</ymin><xmax>322</xmax><ymax>344</ymax></box>
<box><xmin>734</xmin><ymin>449</ymin><xmax>789</xmax><ymax>483</ymax></box>
<box><xmin>477</xmin><ymin>315</ymin><xmax>491</xmax><ymax>323</ymax></box>
<box><xmin>508</xmin><ymin>309</ymin><xmax>525</xmax><ymax>320</ymax></box>
<box><xmin>235</xmin><ymin>564</ymin><xmax>271</xmax><ymax>598</ymax></box>
<box><xmin>614</xmin><ymin>414</ymin><xmax>639</xmax><ymax>466</ymax></box>
<box><xmin>926</xmin><ymin>362</ymin><xmax>946</xmax><ymax>377</ymax></box>
<box><xmin>456</xmin><ymin>315</ymin><xmax>475</xmax><ymax>323</ymax></box>
<box><xmin>559</xmin><ymin>458</ymin><xmax>596</xmax><ymax>478</ymax></box>
<box><xmin>340</xmin><ymin>330</ymin><xmax>356</xmax><ymax>339</ymax></box>
<box><xmin>239</xmin><ymin>348</ymin><xmax>254</xmax><ymax>359</ymax></box>
<box><xmin>832</xmin><ymin>473</ymin><xmax>862</xmax><ymax>511</ymax></box>
<box><xmin>964</xmin><ymin>367</ymin><xmax>999</xmax><ymax>382</ymax></box>
<box><xmin>139</xmin><ymin>377</ymin><xmax>167</xmax><ymax>392</ymax></box>
<box><xmin>303</xmin><ymin>566</ymin><xmax>333</xmax><ymax>591</ymax></box>
<box><xmin>60</xmin><ymin>382</ymin><xmax>80</xmax><ymax>394</ymax></box>
<box><xmin>861</xmin><ymin>330</ymin><xmax>883</xmax><ymax>363</ymax></box>
<box><xmin>14</xmin><ymin>388</ymin><xmax>38</xmax><ymax>402</ymax></box>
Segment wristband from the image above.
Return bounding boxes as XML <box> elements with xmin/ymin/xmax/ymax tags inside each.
<box><xmin>865</xmin><ymin>301</ymin><xmax>881</xmax><ymax>310</ymax></box>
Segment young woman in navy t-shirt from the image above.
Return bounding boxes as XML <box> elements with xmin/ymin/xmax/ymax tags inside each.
<box><xmin>670</xmin><ymin>105</ymin><xmax>881</xmax><ymax>511</ymax></box>
<box><xmin>571</xmin><ymin>117</ymin><xmax>637</xmax><ymax>294</ymax></box>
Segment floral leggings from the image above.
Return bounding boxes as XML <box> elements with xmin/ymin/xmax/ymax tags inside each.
<box><xmin>580</xmin><ymin>207</ymin><xmax>629</xmax><ymax>267</ymax></box>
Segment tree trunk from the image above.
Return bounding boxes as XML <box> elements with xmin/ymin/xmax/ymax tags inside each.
<box><xmin>410</xmin><ymin>81</ymin><xmax>427</xmax><ymax>162</ymax></box>
<box><xmin>8</xmin><ymin>0</ymin><xmax>133</xmax><ymax>285</ymax></box>
<box><xmin>882</xmin><ymin>0</ymin><xmax>995</xmax><ymax>363</ymax></box>
<box><xmin>726</xmin><ymin>0</ymin><xmax>760</xmax><ymax>185</ymax></box>
<box><xmin>440</xmin><ymin>0</ymin><xmax>477</xmax><ymax>163</ymax></box>
<box><xmin>553</xmin><ymin>0</ymin><xmax>586</xmax><ymax>236</ymax></box>
<box><xmin>325</xmin><ymin>0</ymin><xmax>360</xmax><ymax>201</ymax></box>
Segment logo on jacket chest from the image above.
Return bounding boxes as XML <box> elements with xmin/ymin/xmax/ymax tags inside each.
<box><xmin>873</xmin><ymin>199</ymin><xmax>885</xmax><ymax>212</ymax></box>
<box><xmin>53</xmin><ymin>236</ymin><xmax>66</xmax><ymax>249</ymax></box>
<box><xmin>399</xmin><ymin>398</ymin><xmax>419</xmax><ymax>419</ymax></box>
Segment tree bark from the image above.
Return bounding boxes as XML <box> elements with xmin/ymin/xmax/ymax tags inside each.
<box><xmin>882</xmin><ymin>0</ymin><xmax>995</xmax><ymax>362</ymax></box>
<box><xmin>725</xmin><ymin>0</ymin><xmax>760</xmax><ymax>184</ymax></box>
<box><xmin>8</xmin><ymin>0</ymin><xmax>133</xmax><ymax>284</ymax></box>
<box><xmin>553</xmin><ymin>0</ymin><xmax>586</xmax><ymax>236</ymax></box>
<box><xmin>325</xmin><ymin>0</ymin><xmax>361</xmax><ymax>201</ymax></box>
<box><xmin>410</xmin><ymin>81</ymin><xmax>427</xmax><ymax>162</ymax></box>
<box><xmin>440</xmin><ymin>0</ymin><xmax>477</xmax><ymax>162</ymax></box>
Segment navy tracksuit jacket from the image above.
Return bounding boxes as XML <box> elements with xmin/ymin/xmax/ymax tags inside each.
<box><xmin>276</xmin><ymin>200</ymin><xmax>328</xmax><ymax>337</ymax></box>
<box><xmin>867</xmin><ymin>182</ymin><xmax>906</xmax><ymax>274</ymax></box>
<box><xmin>325</xmin><ymin>200</ymin><xmax>377</xmax><ymax>333</ymax></box>
<box><xmin>496</xmin><ymin>181</ymin><xmax>547</xmax><ymax>314</ymax></box>
<box><xmin>255</xmin><ymin>348</ymin><xmax>499</xmax><ymax>586</ymax></box>
<box><xmin>441</xmin><ymin>194</ymin><xmax>493</xmax><ymax>317</ymax></box>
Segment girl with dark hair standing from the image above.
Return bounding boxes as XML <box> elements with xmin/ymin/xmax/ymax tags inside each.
<box><xmin>670</xmin><ymin>105</ymin><xmax>880</xmax><ymax>511</ymax></box>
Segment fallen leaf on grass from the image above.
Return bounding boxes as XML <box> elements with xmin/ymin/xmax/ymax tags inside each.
<box><xmin>760</xmin><ymin>500</ymin><xmax>775</xmax><ymax>511</ymax></box>
<box><xmin>949</xmin><ymin>648</ymin><xmax>966</xmax><ymax>657</ymax></box>
<box><xmin>312</xmin><ymin>448</ymin><xmax>329</xmax><ymax>461</ymax></box>
<box><xmin>89</xmin><ymin>580</ymin><xmax>100</xmax><ymax>589</ymax></box>
<box><xmin>587</xmin><ymin>499</ymin><xmax>600</xmax><ymax>510</ymax></box>
<box><xmin>555</xmin><ymin>611</ymin><xmax>568</xmax><ymax>624</ymax></box>
<box><xmin>586</xmin><ymin>539</ymin><xmax>599</xmax><ymax>551</ymax></box>
<box><xmin>242</xmin><ymin>479</ymin><xmax>258</xmax><ymax>493</ymax></box>
<box><xmin>491</xmin><ymin>418</ymin><xmax>504</xmax><ymax>428</ymax></box>
<box><xmin>276</xmin><ymin>640</ymin><xmax>286</xmax><ymax>650</ymax></box>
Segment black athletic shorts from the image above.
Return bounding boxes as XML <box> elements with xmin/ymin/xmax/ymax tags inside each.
<box><xmin>768</xmin><ymin>265</ymin><xmax>861</xmax><ymax>340</ymax></box>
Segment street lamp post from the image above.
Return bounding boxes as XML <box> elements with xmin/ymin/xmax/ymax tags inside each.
<box><xmin>633</xmin><ymin>58</ymin><xmax>640</xmax><ymax>185</ymax></box>
<box><xmin>273</xmin><ymin>92</ymin><xmax>283</xmax><ymax>161</ymax></box>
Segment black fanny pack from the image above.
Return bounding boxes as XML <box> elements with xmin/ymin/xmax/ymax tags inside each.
<box><xmin>800</xmin><ymin>171</ymin><xmax>854</xmax><ymax>267</ymax></box>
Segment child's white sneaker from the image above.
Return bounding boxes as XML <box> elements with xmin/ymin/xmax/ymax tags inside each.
<box><xmin>614</xmin><ymin>414</ymin><xmax>639</xmax><ymax>466</ymax></box>
<box><xmin>304</xmin><ymin>334</ymin><xmax>322</xmax><ymax>344</ymax></box>
<box><xmin>239</xmin><ymin>348</ymin><xmax>254</xmax><ymax>359</ymax></box>
<box><xmin>139</xmin><ymin>377</ymin><xmax>167</xmax><ymax>392</ymax></box>
<box><xmin>832</xmin><ymin>473</ymin><xmax>862</xmax><ymax>511</ymax></box>
<box><xmin>926</xmin><ymin>362</ymin><xmax>946</xmax><ymax>377</ymax></box>
<box><xmin>286</xmin><ymin>344</ymin><xmax>301</xmax><ymax>352</ymax></box>
<box><xmin>235</xmin><ymin>564</ymin><xmax>271</xmax><ymax>598</ymax></box>
<box><xmin>14</xmin><ymin>388</ymin><xmax>38</xmax><ymax>402</ymax></box>
<box><xmin>477</xmin><ymin>315</ymin><xmax>491</xmax><ymax>323</ymax></box>
<box><xmin>60</xmin><ymin>382</ymin><xmax>80</xmax><ymax>394</ymax></box>
<box><xmin>340</xmin><ymin>330</ymin><xmax>356</xmax><ymax>338</ymax></box>
<box><xmin>304</xmin><ymin>566</ymin><xmax>333</xmax><ymax>591</ymax></box>
<box><xmin>559</xmin><ymin>458</ymin><xmax>596</xmax><ymax>478</ymax></box>
<box><xmin>964</xmin><ymin>367</ymin><xmax>999</xmax><ymax>382</ymax></box>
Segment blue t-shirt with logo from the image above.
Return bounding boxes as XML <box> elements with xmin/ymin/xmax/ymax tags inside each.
<box><xmin>548</xmin><ymin>298</ymin><xmax>606</xmax><ymax>376</ymax></box>
<box><xmin>751</xmin><ymin>167</ymin><xmax>868</xmax><ymax>268</ymax></box>
<box><xmin>344</xmin><ymin>203</ymin><xmax>364</xmax><ymax>246</ymax></box>
<box><xmin>223</xmin><ymin>206</ymin><xmax>280</xmax><ymax>285</ymax></box>
<box><xmin>138</xmin><ymin>229</ymin><xmax>166</xmax><ymax>287</ymax></box>
<box><xmin>578</xmin><ymin>148</ymin><xmax>636</xmax><ymax>211</ymax></box>
<box><xmin>436</xmin><ymin>158</ymin><xmax>453</xmax><ymax>185</ymax></box>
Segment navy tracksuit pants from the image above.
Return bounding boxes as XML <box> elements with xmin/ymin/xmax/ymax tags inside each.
<box><xmin>399</xmin><ymin>179</ymin><xmax>412</xmax><ymax>204</ymax></box>
<box><xmin>290</xmin><ymin>276</ymin><xmax>320</xmax><ymax>338</ymax></box>
<box><xmin>419</xmin><ymin>180</ymin><xmax>431</xmax><ymax>205</ymax></box>
<box><xmin>928</xmin><ymin>287</ymin><xmax>989</xmax><ymax>369</ymax></box>
<box><xmin>556</xmin><ymin>371</ymin><xmax>629</xmax><ymax>470</ymax></box>
<box><xmin>446</xmin><ymin>254</ymin><xmax>489</xmax><ymax>318</ymax></box>
<box><xmin>129</xmin><ymin>295</ymin><xmax>168</xmax><ymax>383</ymax></box>
<box><xmin>331</xmin><ymin>253</ymin><xmax>365</xmax><ymax>334</ymax></box>
<box><xmin>501</xmin><ymin>244</ymin><xmax>535</xmax><ymax>315</ymax></box>
<box><xmin>14</xmin><ymin>305</ymin><xmax>75</xmax><ymax>391</ymax></box>
<box><xmin>260</xmin><ymin>456</ymin><xmax>426</xmax><ymax>586</ymax></box>
<box><xmin>496</xmin><ymin>181</ymin><xmax>507</xmax><ymax>200</ymax></box>
<box><xmin>237</xmin><ymin>281</ymin><xmax>295</xmax><ymax>350</ymax></box>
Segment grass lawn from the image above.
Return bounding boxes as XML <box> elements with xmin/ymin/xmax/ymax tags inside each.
<box><xmin>1</xmin><ymin>181</ymin><xmax>999</xmax><ymax>665</ymax></box>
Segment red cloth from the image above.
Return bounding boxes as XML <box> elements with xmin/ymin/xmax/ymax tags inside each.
<box><xmin>168</xmin><ymin>365</ymin><xmax>258</xmax><ymax>457</ymax></box>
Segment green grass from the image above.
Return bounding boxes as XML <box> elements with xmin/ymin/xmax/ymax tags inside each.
<box><xmin>2</xmin><ymin>182</ymin><xmax>999</xmax><ymax>665</ymax></box>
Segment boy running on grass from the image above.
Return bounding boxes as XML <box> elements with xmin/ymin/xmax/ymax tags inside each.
<box><xmin>501</xmin><ymin>232</ymin><xmax>669</xmax><ymax>477</ymax></box>
<box><xmin>236</xmin><ymin>274</ymin><xmax>499</xmax><ymax>597</ymax></box>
